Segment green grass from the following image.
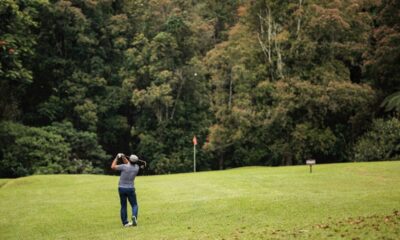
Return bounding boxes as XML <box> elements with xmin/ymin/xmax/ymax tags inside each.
<box><xmin>0</xmin><ymin>179</ymin><xmax>10</xmax><ymax>188</ymax></box>
<box><xmin>0</xmin><ymin>161</ymin><xmax>399</xmax><ymax>239</ymax></box>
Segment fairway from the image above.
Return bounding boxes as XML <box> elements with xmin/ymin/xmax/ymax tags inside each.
<box><xmin>0</xmin><ymin>161</ymin><xmax>399</xmax><ymax>239</ymax></box>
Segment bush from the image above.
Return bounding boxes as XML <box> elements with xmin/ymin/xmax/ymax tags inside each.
<box><xmin>43</xmin><ymin>121</ymin><xmax>109</xmax><ymax>172</ymax></box>
<box><xmin>291</xmin><ymin>123</ymin><xmax>337</xmax><ymax>164</ymax></box>
<box><xmin>0</xmin><ymin>121</ymin><xmax>109</xmax><ymax>177</ymax></box>
<box><xmin>354</xmin><ymin>118</ymin><xmax>400</xmax><ymax>161</ymax></box>
<box><xmin>152</xmin><ymin>154</ymin><xmax>192</xmax><ymax>174</ymax></box>
<box><xmin>0</xmin><ymin>121</ymin><xmax>70</xmax><ymax>177</ymax></box>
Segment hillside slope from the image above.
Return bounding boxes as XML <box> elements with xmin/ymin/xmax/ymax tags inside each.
<box><xmin>0</xmin><ymin>161</ymin><xmax>399</xmax><ymax>239</ymax></box>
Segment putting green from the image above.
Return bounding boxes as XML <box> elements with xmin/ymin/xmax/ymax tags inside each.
<box><xmin>0</xmin><ymin>161</ymin><xmax>399</xmax><ymax>239</ymax></box>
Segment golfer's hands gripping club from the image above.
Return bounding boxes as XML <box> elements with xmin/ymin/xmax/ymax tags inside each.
<box><xmin>139</xmin><ymin>160</ymin><xmax>147</xmax><ymax>169</ymax></box>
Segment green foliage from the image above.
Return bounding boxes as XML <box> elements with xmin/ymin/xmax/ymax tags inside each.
<box><xmin>73</xmin><ymin>99</ymin><xmax>98</xmax><ymax>132</ymax></box>
<box><xmin>258</xmin><ymin>80</ymin><xmax>376</xmax><ymax>165</ymax></box>
<box><xmin>0</xmin><ymin>121</ymin><xmax>108</xmax><ymax>177</ymax></box>
<box><xmin>0</xmin><ymin>0</ymin><xmax>399</xmax><ymax>176</ymax></box>
<box><xmin>381</xmin><ymin>91</ymin><xmax>400</xmax><ymax>113</ymax></box>
<box><xmin>0</xmin><ymin>0</ymin><xmax>43</xmax><ymax>120</ymax></box>
<box><xmin>291</xmin><ymin>123</ymin><xmax>337</xmax><ymax>163</ymax></box>
<box><xmin>43</xmin><ymin>121</ymin><xmax>109</xmax><ymax>172</ymax></box>
<box><xmin>151</xmin><ymin>154</ymin><xmax>192</xmax><ymax>175</ymax></box>
<box><xmin>150</xmin><ymin>32</ymin><xmax>180</xmax><ymax>69</ymax></box>
<box><xmin>203</xmin><ymin>0</ymin><xmax>383</xmax><ymax>168</ymax></box>
<box><xmin>132</xmin><ymin>83</ymin><xmax>174</xmax><ymax>123</ymax></box>
<box><xmin>0</xmin><ymin>121</ymin><xmax>69</xmax><ymax>177</ymax></box>
<box><xmin>364</xmin><ymin>0</ymin><xmax>400</xmax><ymax>114</ymax></box>
<box><xmin>365</xmin><ymin>0</ymin><xmax>400</xmax><ymax>92</ymax></box>
<box><xmin>98</xmin><ymin>114</ymin><xmax>130</xmax><ymax>154</ymax></box>
<box><xmin>354</xmin><ymin>118</ymin><xmax>400</xmax><ymax>162</ymax></box>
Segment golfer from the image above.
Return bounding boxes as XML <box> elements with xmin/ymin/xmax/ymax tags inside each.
<box><xmin>111</xmin><ymin>153</ymin><xmax>140</xmax><ymax>227</ymax></box>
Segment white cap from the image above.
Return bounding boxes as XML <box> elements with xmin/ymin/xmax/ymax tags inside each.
<box><xmin>129</xmin><ymin>154</ymin><xmax>139</xmax><ymax>163</ymax></box>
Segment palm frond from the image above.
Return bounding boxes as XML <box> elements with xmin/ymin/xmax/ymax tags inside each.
<box><xmin>381</xmin><ymin>91</ymin><xmax>400</xmax><ymax>112</ymax></box>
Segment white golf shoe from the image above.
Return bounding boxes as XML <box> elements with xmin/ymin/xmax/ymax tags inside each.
<box><xmin>123</xmin><ymin>222</ymin><xmax>133</xmax><ymax>227</ymax></box>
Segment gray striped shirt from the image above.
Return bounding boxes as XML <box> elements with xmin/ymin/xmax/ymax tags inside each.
<box><xmin>116</xmin><ymin>163</ymin><xmax>139</xmax><ymax>188</ymax></box>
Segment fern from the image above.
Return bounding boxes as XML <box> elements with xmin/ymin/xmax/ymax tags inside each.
<box><xmin>381</xmin><ymin>91</ymin><xmax>400</xmax><ymax>112</ymax></box>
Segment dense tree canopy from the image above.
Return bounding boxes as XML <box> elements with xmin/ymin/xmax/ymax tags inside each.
<box><xmin>1</xmin><ymin>0</ymin><xmax>399</xmax><ymax>177</ymax></box>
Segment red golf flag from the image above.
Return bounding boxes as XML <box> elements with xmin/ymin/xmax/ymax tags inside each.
<box><xmin>193</xmin><ymin>135</ymin><xmax>197</xmax><ymax>145</ymax></box>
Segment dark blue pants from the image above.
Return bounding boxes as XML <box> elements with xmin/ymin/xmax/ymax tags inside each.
<box><xmin>118</xmin><ymin>187</ymin><xmax>138</xmax><ymax>225</ymax></box>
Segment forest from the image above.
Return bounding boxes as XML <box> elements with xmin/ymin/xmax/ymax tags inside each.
<box><xmin>1</xmin><ymin>0</ymin><xmax>399</xmax><ymax>177</ymax></box>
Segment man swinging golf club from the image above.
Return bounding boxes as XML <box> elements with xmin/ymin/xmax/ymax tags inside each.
<box><xmin>111</xmin><ymin>153</ymin><xmax>146</xmax><ymax>227</ymax></box>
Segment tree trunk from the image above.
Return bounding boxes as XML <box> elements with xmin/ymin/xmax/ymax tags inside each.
<box><xmin>267</xmin><ymin>5</ymin><xmax>272</xmax><ymax>64</ymax></box>
<box><xmin>228</xmin><ymin>70</ymin><xmax>233</xmax><ymax>110</ymax></box>
<box><xmin>170</xmin><ymin>70</ymin><xmax>185</xmax><ymax>120</ymax></box>
<box><xmin>257</xmin><ymin>5</ymin><xmax>274</xmax><ymax>81</ymax></box>
<box><xmin>274</xmin><ymin>23</ymin><xmax>284</xmax><ymax>79</ymax></box>
<box><xmin>219</xmin><ymin>154</ymin><xmax>224</xmax><ymax>170</ymax></box>
<box><xmin>257</xmin><ymin>11</ymin><xmax>270</xmax><ymax>62</ymax></box>
<box><xmin>297</xmin><ymin>0</ymin><xmax>303</xmax><ymax>37</ymax></box>
<box><xmin>156</xmin><ymin>105</ymin><xmax>162</xmax><ymax>123</ymax></box>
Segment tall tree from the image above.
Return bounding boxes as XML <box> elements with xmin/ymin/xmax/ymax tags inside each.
<box><xmin>0</xmin><ymin>0</ymin><xmax>42</xmax><ymax>120</ymax></box>
<box><xmin>364</xmin><ymin>0</ymin><xmax>400</xmax><ymax>112</ymax></box>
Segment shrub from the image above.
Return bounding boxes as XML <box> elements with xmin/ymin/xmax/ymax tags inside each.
<box><xmin>152</xmin><ymin>154</ymin><xmax>192</xmax><ymax>174</ymax></box>
<box><xmin>354</xmin><ymin>118</ymin><xmax>400</xmax><ymax>161</ymax></box>
<box><xmin>0</xmin><ymin>121</ymin><xmax>108</xmax><ymax>177</ymax></box>
<box><xmin>43</xmin><ymin>121</ymin><xmax>109</xmax><ymax>172</ymax></box>
<box><xmin>0</xmin><ymin>121</ymin><xmax>70</xmax><ymax>177</ymax></box>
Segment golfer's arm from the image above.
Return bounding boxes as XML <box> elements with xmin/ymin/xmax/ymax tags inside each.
<box><xmin>111</xmin><ymin>157</ymin><xmax>118</xmax><ymax>170</ymax></box>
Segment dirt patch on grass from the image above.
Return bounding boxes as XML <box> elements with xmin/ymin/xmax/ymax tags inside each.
<box><xmin>253</xmin><ymin>210</ymin><xmax>400</xmax><ymax>239</ymax></box>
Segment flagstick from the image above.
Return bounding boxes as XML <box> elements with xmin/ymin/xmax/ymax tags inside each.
<box><xmin>193</xmin><ymin>144</ymin><xmax>196</xmax><ymax>172</ymax></box>
<box><xmin>192</xmin><ymin>135</ymin><xmax>198</xmax><ymax>173</ymax></box>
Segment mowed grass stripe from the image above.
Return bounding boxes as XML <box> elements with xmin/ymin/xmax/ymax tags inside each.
<box><xmin>0</xmin><ymin>161</ymin><xmax>399</xmax><ymax>239</ymax></box>
<box><xmin>0</xmin><ymin>179</ymin><xmax>10</xmax><ymax>188</ymax></box>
